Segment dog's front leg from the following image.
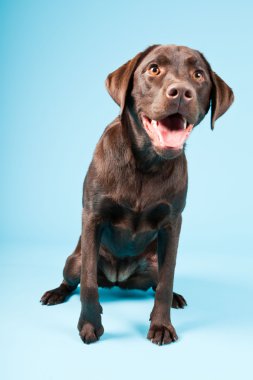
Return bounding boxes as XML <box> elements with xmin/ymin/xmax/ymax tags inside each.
<box><xmin>78</xmin><ymin>211</ymin><xmax>104</xmax><ymax>344</ymax></box>
<box><xmin>147</xmin><ymin>215</ymin><xmax>182</xmax><ymax>345</ymax></box>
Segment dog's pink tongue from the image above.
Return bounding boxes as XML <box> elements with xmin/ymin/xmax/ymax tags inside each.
<box><xmin>155</xmin><ymin>115</ymin><xmax>193</xmax><ymax>149</ymax></box>
<box><xmin>142</xmin><ymin>114</ymin><xmax>194</xmax><ymax>150</ymax></box>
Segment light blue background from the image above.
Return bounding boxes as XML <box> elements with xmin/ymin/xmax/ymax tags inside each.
<box><xmin>1</xmin><ymin>1</ymin><xmax>253</xmax><ymax>379</ymax></box>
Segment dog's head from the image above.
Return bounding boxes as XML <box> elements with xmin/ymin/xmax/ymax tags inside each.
<box><xmin>106</xmin><ymin>45</ymin><xmax>234</xmax><ymax>159</ymax></box>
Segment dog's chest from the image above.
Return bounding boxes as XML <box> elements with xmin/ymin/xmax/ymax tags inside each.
<box><xmin>95</xmin><ymin>160</ymin><xmax>186</xmax><ymax>258</ymax></box>
<box><xmin>99</xmin><ymin>193</ymin><xmax>172</xmax><ymax>230</ymax></box>
<box><xmin>98</xmin><ymin>166</ymin><xmax>183</xmax><ymax>228</ymax></box>
<box><xmin>99</xmin><ymin>197</ymin><xmax>171</xmax><ymax>258</ymax></box>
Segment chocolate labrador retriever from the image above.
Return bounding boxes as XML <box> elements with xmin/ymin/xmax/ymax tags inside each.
<box><xmin>41</xmin><ymin>45</ymin><xmax>234</xmax><ymax>345</ymax></box>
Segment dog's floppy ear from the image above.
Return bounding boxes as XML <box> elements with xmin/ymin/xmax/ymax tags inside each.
<box><xmin>105</xmin><ymin>45</ymin><xmax>159</xmax><ymax>113</ymax></box>
<box><xmin>105</xmin><ymin>53</ymin><xmax>143</xmax><ymax>111</ymax></box>
<box><xmin>210</xmin><ymin>72</ymin><xmax>234</xmax><ymax>130</ymax></box>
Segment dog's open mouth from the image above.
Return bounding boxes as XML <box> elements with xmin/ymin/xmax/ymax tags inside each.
<box><xmin>141</xmin><ymin>113</ymin><xmax>194</xmax><ymax>150</ymax></box>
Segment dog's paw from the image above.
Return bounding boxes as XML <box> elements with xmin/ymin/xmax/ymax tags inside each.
<box><xmin>40</xmin><ymin>284</ymin><xmax>74</xmax><ymax>305</ymax></box>
<box><xmin>172</xmin><ymin>292</ymin><xmax>187</xmax><ymax>309</ymax></box>
<box><xmin>78</xmin><ymin>321</ymin><xmax>104</xmax><ymax>344</ymax></box>
<box><xmin>40</xmin><ymin>289</ymin><xmax>66</xmax><ymax>305</ymax></box>
<box><xmin>147</xmin><ymin>323</ymin><xmax>178</xmax><ymax>345</ymax></box>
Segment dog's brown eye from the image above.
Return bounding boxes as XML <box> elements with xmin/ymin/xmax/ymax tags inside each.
<box><xmin>193</xmin><ymin>70</ymin><xmax>204</xmax><ymax>80</ymax></box>
<box><xmin>147</xmin><ymin>64</ymin><xmax>160</xmax><ymax>76</ymax></box>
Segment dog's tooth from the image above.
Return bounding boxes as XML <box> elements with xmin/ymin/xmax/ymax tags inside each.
<box><xmin>183</xmin><ymin>119</ymin><xmax>187</xmax><ymax>130</ymax></box>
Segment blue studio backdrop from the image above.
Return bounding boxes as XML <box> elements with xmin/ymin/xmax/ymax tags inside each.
<box><xmin>1</xmin><ymin>1</ymin><xmax>253</xmax><ymax>380</ymax></box>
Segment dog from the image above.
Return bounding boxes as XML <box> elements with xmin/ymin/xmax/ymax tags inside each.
<box><xmin>41</xmin><ymin>44</ymin><xmax>234</xmax><ymax>345</ymax></box>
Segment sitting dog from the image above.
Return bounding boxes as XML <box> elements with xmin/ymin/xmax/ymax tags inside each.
<box><xmin>41</xmin><ymin>44</ymin><xmax>234</xmax><ymax>345</ymax></box>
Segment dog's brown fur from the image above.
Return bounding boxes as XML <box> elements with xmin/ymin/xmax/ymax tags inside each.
<box><xmin>41</xmin><ymin>45</ymin><xmax>234</xmax><ymax>345</ymax></box>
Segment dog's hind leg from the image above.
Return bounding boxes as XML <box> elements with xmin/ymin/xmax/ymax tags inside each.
<box><xmin>40</xmin><ymin>236</ymin><xmax>81</xmax><ymax>305</ymax></box>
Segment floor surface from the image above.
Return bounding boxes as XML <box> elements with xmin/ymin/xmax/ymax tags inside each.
<box><xmin>1</xmin><ymin>242</ymin><xmax>252</xmax><ymax>380</ymax></box>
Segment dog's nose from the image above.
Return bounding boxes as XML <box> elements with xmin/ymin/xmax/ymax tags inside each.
<box><xmin>167</xmin><ymin>84</ymin><xmax>193</xmax><ymax>102</ymax></box>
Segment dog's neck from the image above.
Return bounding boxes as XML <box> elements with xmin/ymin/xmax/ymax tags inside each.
<box><xmin>121</xmin><ymin>107</ymin><xmax>184</xmax><ymax>173</ymax></box>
